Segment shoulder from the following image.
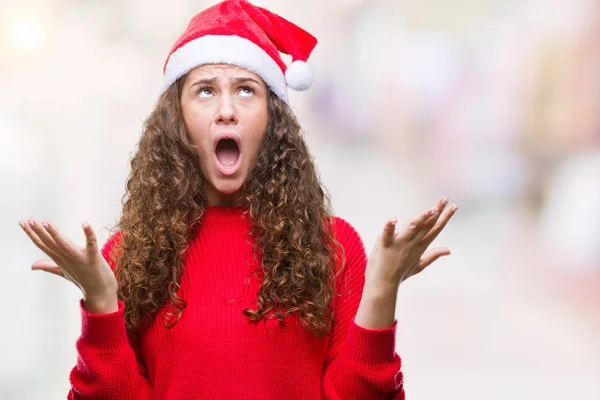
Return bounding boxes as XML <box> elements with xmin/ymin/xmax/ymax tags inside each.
<box><xmin>329</xmin><ymin>216</ymin><xmax>367</xmax><ymax>270</ymax></box>
<box><xmin>330</xmin><ymin>216</ymin><xmax>365</xmax><ymax>253</ymax></box>
<box><xmin>101</xmin><ymin>231</ymin><xmax>123</xmax><ymax>272</ymax></box>
<box><xmin>329</xmin><ymin>217</ymin><xmax>368</xmax><ymax>300</ymax></box>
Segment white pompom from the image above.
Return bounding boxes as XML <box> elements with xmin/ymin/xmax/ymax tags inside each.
<box><xmin>285</xmin><ymin>60</ymin><xmax>313</xmax><ymax>91</ymax></box>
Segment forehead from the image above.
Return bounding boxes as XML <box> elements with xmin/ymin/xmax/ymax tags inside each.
<box><xmin>187</xmin><ymin>64</ymin><xmax>264</xmax><ymax>83</ymax></box>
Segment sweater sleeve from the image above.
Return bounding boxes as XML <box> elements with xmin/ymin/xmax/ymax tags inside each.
<box><xmin>67</xmin><ymin>232</ymin><xmax>153</xmax><ymax>400</ymax></box>
<box><xmin>321</xmin><ymin>218</ymin><xmax>405</xmax><ymax>400</ymax></box>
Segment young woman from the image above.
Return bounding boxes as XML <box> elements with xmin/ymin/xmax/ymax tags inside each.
<box><xmin>19</xmin><ymin>1</ymin><xmax>457</xmax><ymax>398</ymax></box>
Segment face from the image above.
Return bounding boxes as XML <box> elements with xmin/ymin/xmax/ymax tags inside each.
<box><xmin>180</xmin><ymin>64</ymin><xmax>269</xmax><ymax>207</ymax></box>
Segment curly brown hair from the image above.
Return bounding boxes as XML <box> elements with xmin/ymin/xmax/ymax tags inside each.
<box><xmin>107</xmin><ymin>75</ymin><xmax>345</xmax><ymax>339</ymax></box>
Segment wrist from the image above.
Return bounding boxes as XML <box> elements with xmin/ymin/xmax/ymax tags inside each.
<box><xmin>364</xmin><ymin>278</ymin><xmax>399</xmax><ymax>298</ymax></box>
<box><xmin>83</xmin><ymin>291</ymin><xmax>119</xmax><ymax>314</ymax></box>
<box><xmin>355</xmin><ymin>282</ymin><xmax>398</xmax><ymax>329</ymax></box>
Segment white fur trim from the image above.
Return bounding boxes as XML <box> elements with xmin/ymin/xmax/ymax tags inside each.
<box><xmin>160</xmin><ymin>35</ymin><xmax>289</xmax><ymax>103</ymax></box>
<box><xmin>285</xmin><ymin>60</ymin><xmax>313</xmax><ymax>91</ymax></box>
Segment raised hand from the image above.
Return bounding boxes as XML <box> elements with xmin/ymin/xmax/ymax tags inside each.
<box><xmin>18</xmin><ymin>219</ymin><xmax>119</xmax><ymax>314</ymax></box>
<box><xmin>365</xmin><ymin>197</ymin><xmax>458</xmax><ymax>291</ymax></box>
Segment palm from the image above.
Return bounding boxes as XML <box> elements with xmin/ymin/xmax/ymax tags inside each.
<box><xmin>366</xmin><ymin>197</ymin><xmax>458</xmax><ymax>286</ymax></box>
<box><xmin>19</xmin><ymin>219</ymin><xmax>117</xmax><ymax>297</ymax></box>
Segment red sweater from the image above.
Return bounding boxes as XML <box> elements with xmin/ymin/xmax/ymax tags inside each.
<box><xmin>67</xmin><ymin>206</ymin><xmax>405</xmax><ymax>399</ymax></box>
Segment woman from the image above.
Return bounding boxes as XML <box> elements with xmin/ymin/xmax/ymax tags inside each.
<box><xmin>18</xmin><ymin>1</ymin><xmax>457</xmax><ymax>399</ymax></box>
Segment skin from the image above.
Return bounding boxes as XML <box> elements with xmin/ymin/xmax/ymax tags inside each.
<box><xmin>19</xmin><ymin>64</ymin><xmax>459</xmax><ymax>326</ymax></box>
<box><xmin>18</xmin><ymin>219</ymin><xmax>118</xmax><ymax>314</ymax></box>
<box><xmin>355</xmin><ymin>197</ymin><xmax>458</xmax><ymax>329</ymax></box>
<box><xmin>180</xmin><ymin>64</ymin><xmax>269</xmax><ymax>207</ymax></box>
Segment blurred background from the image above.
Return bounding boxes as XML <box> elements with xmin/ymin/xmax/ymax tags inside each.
<box><xmin>2</xmin><ymin>0</ymin><xmax>599</xmax><ymax>398</ymax></box>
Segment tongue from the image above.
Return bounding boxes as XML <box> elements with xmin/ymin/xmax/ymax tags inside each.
<box><xmin>215</xmin><ymin>139</ymin><xmax>240</xmax><ymax>166</ymax></box>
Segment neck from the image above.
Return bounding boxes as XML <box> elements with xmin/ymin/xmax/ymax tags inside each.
<box><xmin>204</xmin><ymin>189</ymin><xmax>245</xmax><ymax>207</ymax></box>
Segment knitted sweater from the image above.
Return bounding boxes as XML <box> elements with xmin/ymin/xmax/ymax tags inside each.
<box><xmin>67</xmin><ymin>206</ymin><xmax>405</xmax><ymax>399</ymax></box>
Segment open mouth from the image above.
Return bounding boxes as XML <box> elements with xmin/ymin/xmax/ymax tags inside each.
<box><xmin>213</xmin><ymin>135</ymin><xmax>242</xmax><ymax>177</ymax></box>
<box><xmin>215</xmin><ymin>138</ymin><xmax>240</xmax><ymax>167</ymax></box>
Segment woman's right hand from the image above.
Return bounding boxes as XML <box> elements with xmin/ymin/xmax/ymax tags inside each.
<box><xmin>19</xmin><ymin>219</ymin><xmax>119</xmax><ymax>314</ymax></box>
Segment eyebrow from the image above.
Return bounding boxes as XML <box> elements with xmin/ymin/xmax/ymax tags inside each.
<box><xmin>190</xmin><ymin>77</ymin><xmax>218</xmax><ymax>87</ymax></box>
<box><xmin>190</xmin><ymin>76</ymin><xmax>263</xmax><ymax>88</ymax></box>
<box><xmin>231</xmin><ymin>77</ymin><xmax>262</xmax><ymax>86</ymax></box>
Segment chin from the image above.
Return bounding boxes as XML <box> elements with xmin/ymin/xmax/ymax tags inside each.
<box><xmin>210</xmin><ymin>176</ymin><xmax>245</xmax><ymax>195</ymax></box>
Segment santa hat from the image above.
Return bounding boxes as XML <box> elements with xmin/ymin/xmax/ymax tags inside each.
<box><xmin>159</xmin><ymin>0</ymin><xmax>317</xmax><ymax>104</ymax></box>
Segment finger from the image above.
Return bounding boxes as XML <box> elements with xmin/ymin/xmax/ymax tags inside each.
<box><xmin>19</xmin><ymin>220</ymin><xmax>62</xmax><ymax>261</ymax></box>
<box><xmin>82</xmin><ymin>222</ymin><xmax>99</xmax><ymax>254</ymax></box>
<box><xmin>31</xmin><ymin>259</ymin><xmax>66</xmax><ymax>278</ymax></box>
<box><xmin>381</xmin><ymin>218</ymin><xmax>398</xmax><ymax>247</ymax></box>
<box><xmin>416</xmin><ymin>247</ymin><xmax>451</xmax><ymax>272</ymax></box>
<box><xmin>435</xmin><ymin>197</ymin><xmax>449</xmax><ymax>215</ymax></box>
<box><xmin>42</xmin><ymin>220</ymin><xmax>81</xmax><ymax>258</ymax></box>
<box><xmin>34</xmin><ymin>220</ymin><xmax>74</xmax><ymax>259</ymax></box>
<box><xmin>421</xmin><ymin>204</ymin><xmax>459</xmax><ymax>244</ymax></box>
<box><xmin>413</xmin><ymin>197</ymin><xmax>448</xmax><ymax>239</ymax></box>
<box><xmin>399</xmin><ymin>207</ymin><xmax>439</xmax><ymax>241</ymax></box>
<box><xmin>413</xmin><ymin>209</ymin><xmax>442</xmax><ymax>243</ymax></box>
<box><xmin>31</xmin><ymin>259</ymin><xmax>79</xmax><ymax>287</ymax></box>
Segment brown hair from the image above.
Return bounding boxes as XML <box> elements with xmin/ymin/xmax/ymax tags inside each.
<box><xmin>109</xmin><ymin>77</ymin><xmax>344</xmax><ymax>339</ymax></box>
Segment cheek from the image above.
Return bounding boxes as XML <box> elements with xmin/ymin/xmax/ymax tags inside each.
<box><xmin>247</xmin><ymin>112</ymin><xmax>268</xmax><ymax>155</ymax></box>
<box><xmin>183</xmin><ymin>110</ymin><xmax>212</xmax><ymax>155</ymax></box>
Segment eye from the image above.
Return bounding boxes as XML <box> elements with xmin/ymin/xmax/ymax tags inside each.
<box><xmin>238</xmin><ymin>86</ymin><xmax>255</xmax><ymax>97</ymax></box>
<box><xmin>197</xmin><ymin>87</ymin><xmax>213</xmax><ymax>98</ymax></box>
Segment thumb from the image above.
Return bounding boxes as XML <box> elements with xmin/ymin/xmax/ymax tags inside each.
<box><xmin>31</xmin><ymin>259</ymin><xmax>65</xmax><ymax>278</ymax></box>
<box><xmin>82</xmin><ymin>222</ymin><xmax>98</xmax><ymax>253</ymax></box>
<box><xmin>381</xmin><ymin>218</ymin><xmax>397</xmax><ymax>247</ymax></box>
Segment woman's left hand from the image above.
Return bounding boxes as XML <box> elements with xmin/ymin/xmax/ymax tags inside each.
<box><xmin>365</xmin><ymin>197</ymin><xmax>458</xmax><ymax>293</ymax></box>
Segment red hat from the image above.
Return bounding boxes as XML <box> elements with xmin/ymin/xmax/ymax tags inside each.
<box><xmin>159</xmin><ymin>0</ymin><xmax>317</xmax><ymax>104</ymax></box>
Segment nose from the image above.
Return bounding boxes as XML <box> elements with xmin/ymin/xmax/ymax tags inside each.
<box><xmin>215</xmin><ymin>94</ymin><xmax>238</xmax><ymax>125</ymax></box>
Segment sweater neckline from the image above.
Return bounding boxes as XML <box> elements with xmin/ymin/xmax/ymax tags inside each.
<box><xmin>202</xmin><ymin>205</ymin><xmax>249</xmax><ymax>223</ymax></box>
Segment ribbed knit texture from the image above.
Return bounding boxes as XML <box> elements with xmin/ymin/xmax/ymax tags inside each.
<box><xmin>67</xmin><ymin>206</ymin><xmax>405</xmax><ymax>399</ymax></box>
